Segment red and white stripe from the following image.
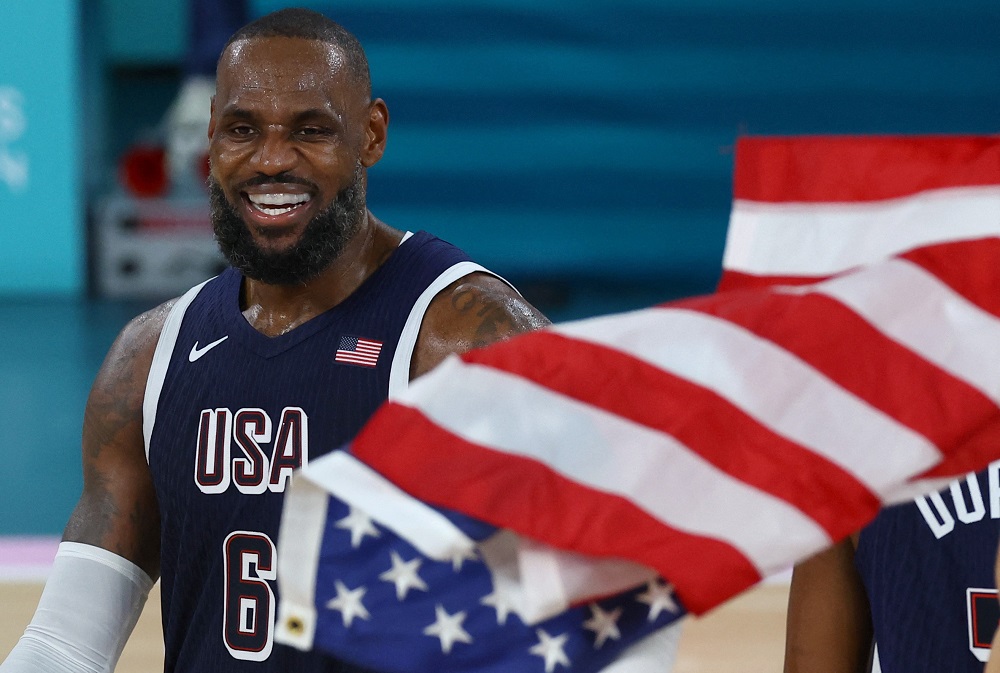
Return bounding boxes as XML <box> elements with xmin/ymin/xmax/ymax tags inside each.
<box><xmin>349</xmin><ymin>237</ymin><xmax>1000</xmax><ymax>614</ymax></box>
<box><xmin>720</xmin><ymin>135</ymin><xmax>1000</xmax><ymax>290</ymax></box>
<box><xmin>340</xmin><ymin>135</ymin><xmax>1000</xmax><ymax>615</ymax></box>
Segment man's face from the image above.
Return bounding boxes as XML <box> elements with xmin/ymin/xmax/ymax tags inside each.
<box><xmin>207</xmin><ymin>36</ymin><xmax>370</xmax><ymax>284</ymax></box>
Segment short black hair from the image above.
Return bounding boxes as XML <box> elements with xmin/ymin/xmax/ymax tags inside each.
<box><xmin>221</xmin><ymin>8</ymin><xmax>371</xmax><ymax>97</ymax></box>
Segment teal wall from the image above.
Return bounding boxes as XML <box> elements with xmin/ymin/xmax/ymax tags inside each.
<box><xmin>0</xmin><ymin>2</ymin><xmax>82</xmax><ymax>296</ymax></box>
<box><xmin>102</xmin><ymin>0</ymin><xmax>187</xmax><ymax>64</ymax></box>
<box><xmin>249</xmin><ymin>0</ymin><xmax>999</xmax><ymax>292</ymax></box>
<box><xmin>10</xmin><ymin>0</ymin><xmax>1000</xmax><ymax>298</ymax></box>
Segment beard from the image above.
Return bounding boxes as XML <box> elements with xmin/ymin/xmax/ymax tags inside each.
<box><xmin>208</xmin><ymin>164</ymin><xmax>366</xmax><ymax>286</ymax></box>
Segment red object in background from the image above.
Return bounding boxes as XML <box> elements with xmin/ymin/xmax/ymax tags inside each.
<box><xmin>119</xmin><ymin>144</ymin><xmax>168</xmax><ymax>198</ymax></box>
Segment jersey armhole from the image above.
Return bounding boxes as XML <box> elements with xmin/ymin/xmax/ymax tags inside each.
<box><xmin>142</xmin><ymin>279</ymin><xmax>213</xmax><ymax>463</ymax></box>
<box><xmin>387</xmin><ymin>262</ymin><xmax>515</xmax><ymax>398</ymax></box>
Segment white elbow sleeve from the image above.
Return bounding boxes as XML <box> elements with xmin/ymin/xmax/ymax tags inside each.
<box><xmin>1</xmin><ymin>542</ymin><xmax>154</xmax><ymax>673</ymax></box>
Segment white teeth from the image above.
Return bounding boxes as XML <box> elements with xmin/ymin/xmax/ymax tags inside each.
<box><xmin>247</xmin><ymin>193</ymin><xmax>311</xmax><ymax>207</ymax></box>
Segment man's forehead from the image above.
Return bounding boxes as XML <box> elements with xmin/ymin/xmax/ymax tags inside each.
<box><xmin>219</xmin><ymin>36</ymin><xmax>348</xmax><ymax>88</ymax></box>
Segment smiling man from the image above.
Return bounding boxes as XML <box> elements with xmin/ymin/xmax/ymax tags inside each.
<box><xmin>0</xmin><ymin>8</ymin><xmax>548</xmax><ymax>673</ymax></box>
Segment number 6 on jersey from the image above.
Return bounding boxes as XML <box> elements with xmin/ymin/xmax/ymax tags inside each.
<box><xmin>224</xmin><ymin>531</ymin><xmax>277</xmax><ymax>661</ymax></box>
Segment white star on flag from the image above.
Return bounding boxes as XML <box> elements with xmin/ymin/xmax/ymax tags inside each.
<box><xmin>423</xmin><ymin>604</ymin><xmax>473</xmax><ymax>653</ymax></box>
<box><xmin>480</xmin><ymin>588</ymin><xmax>519</xmax><ymax>625</ymax></box>
<box><xmin>379</xmin><ymin>550</ymin><xmax>429</xmax><ymax>600</ymax></box>
<box><xmin>335</xmin><ymin>507</ymin><xmax>381</xmax><ymax>548</ymax></box>
<box><xmin>325</xmin><ymin>581</ymin><xmax>371</xmax><ymax>627</ymax></box>
<box><xmin>636</xmin><ymin>580</ymin><xmax>680</xmax><ymax>622</ymax></box>
<box><xmin>582</xmin><ymin>604</ymin><xmax>623</xmax><ymax>648</ymax></box>
<box><xmin>529</xmin><ymin>628</ymin><xmax>571</xmax><ymax>672</ymax></box>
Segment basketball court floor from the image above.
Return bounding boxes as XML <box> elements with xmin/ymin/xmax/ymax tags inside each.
<box><xmin>0</xmin><ymin>577</ymin><xmax>789</xmax><ymax>671</ymax></box>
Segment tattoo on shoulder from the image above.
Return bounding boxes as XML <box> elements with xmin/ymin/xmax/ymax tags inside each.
<box><xmin>451</xmin><ymin>285</ymin><xmax>540</xmax><ymax>349</ymax></box>
<box><xmin>86</xmin><ymin>323</ymin><xmax>151</xmax><ymax>446</ymax></box>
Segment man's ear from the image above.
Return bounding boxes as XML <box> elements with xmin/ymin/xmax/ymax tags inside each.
<box><xmin>207</xmin><ymin>96</ymin><xmax>217</xmax><ymax>140</ymax></box>
<box><xmin>360</xmin><ymin>98</ymin><xmax>389</xmax><ymax>168</ymax></box>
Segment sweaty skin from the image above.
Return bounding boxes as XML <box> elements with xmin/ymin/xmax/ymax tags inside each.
<box><xmin>61</xmin><ymin>35</ymin><xmax>549</xmax><ymax>581</ymax></box>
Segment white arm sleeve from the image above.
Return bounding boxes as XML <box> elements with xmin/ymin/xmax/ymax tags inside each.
<box><xmin>0</xmin><ymin>542</ymin><xmax>154</xmax><ymax>673</ymax></box>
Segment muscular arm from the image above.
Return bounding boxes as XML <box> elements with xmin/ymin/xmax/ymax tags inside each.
<box><xmin>410</xmin><ymin>272</ymin><xmax>550</xmax><ymax>379</ymax></box>
<box><xmin>61</xmin><ymin>302</ymin><xmax>174</xmax><ymax>580</ymax></box>
<box><xmin>784</xmin><ymin>538</ymin><xmax>873</xmax><ymax>673</ymax></box>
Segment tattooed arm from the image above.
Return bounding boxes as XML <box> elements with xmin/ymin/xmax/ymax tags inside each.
<box><xmin>61</xmin><ymin>302</ymin><xmax>175</xmax><ymax>580</ymax></box>
<box><xmin>410</xmin><ymin>273</ymin><xmax>549</xmax><ymax>380</ymax></box>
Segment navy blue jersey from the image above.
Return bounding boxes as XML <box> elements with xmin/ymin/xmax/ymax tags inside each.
<box><xmin>855</xmin><ymin>462</ymin><xmax>1000</xmax><ymax>672</ymax></box>
<box><xmin>143</xmin><ymin>231</ymin><xmax>498</xmax><ymax>672</ymax></box>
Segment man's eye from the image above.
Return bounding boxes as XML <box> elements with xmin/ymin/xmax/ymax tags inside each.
<box><xmin>229</xmin><ymin>125</ymin><xmax>255</xmax><ymax>136</ymax></box>
<box><xmin>297</xmin><ymin>127</ymin><xmax>330</xmax><ymax>137</ymax></box>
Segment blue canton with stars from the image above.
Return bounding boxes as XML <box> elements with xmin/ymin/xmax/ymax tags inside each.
<box><xmin>308</xmin><ymin>497</ymin><xmax>687</xmax><ymax>673</ymax></box>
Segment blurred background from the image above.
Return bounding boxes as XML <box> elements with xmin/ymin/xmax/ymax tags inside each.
<box><xmin>0</xmin><ymin>0</ymin><xmax>998</xmax><ymax>551</ymax></box>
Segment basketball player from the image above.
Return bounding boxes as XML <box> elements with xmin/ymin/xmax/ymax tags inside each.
<box><xmin>0</xmin><ymin>9</ymin><xmax>551</xmax><ymax>672</ymax></box>
<box><xmin>784</xmin><ymin>463</ymin><xmax>1000</xmax><ymax>672</ymax></box>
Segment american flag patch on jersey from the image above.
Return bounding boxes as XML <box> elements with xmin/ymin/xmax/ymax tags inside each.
<box><xmin>335</xmin><ymin>336</ymin><xmax>383</xmax><ymax>368</ymax></box>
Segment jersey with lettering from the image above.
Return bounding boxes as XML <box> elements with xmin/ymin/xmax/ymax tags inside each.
<box><xmin>854</xmin><ymin>462</ymin><xmax>1000</xmax><ymax>672</ymax></box>
<box><xmin>143</xmin><ymin>231</ymin><xmax>500</xmax><ymax>672</ymax></box>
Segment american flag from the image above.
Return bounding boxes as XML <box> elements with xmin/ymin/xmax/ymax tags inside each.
<box><xmin>276</xmin><ymin>454</ymin><xmax>684</xmax><ymax>672</ymax></box>
<box><xmin>276</xmin><ymin>135</ymin><xmax>1000</xmax><ymax>670</ymax></box>
<box><xmin>336</xmin><ymin>335</ymin><xmax>383</xmax><ymax>368</ymax></box>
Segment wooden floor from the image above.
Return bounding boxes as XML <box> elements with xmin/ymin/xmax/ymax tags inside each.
<box><xmin>0</xmin><ymin>581</ymin><xmax>788</xmax><ymax>671</ymax></box>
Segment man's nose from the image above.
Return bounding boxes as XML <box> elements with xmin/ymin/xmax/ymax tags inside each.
<box><xmin>249</xmin><ymin>130</ymin><xmax>297</xmax><ymax>175</ymax></box>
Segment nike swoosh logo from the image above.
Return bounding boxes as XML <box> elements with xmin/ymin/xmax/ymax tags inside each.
<box><xmin>188</xmin><ymin>336</ymin><xmax>229</xmax><ymax>362</ymax></box>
